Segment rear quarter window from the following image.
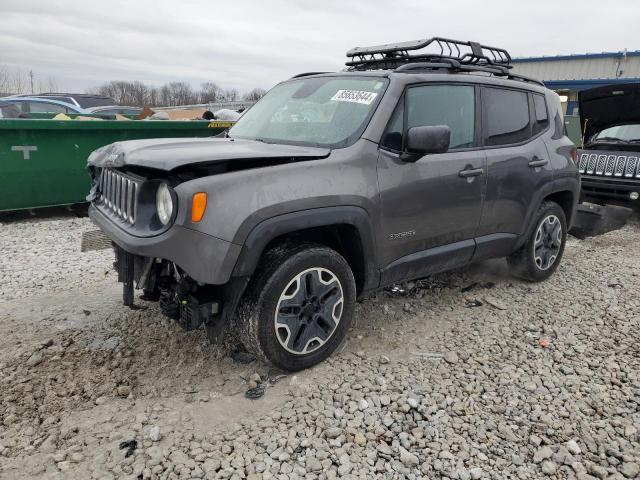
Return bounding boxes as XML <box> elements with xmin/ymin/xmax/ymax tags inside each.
<box><xmin>532</xmin><ymin>93</ymin><xmax>549</xmax><ymax>135</ymax></box>
<box><xmin>482</xmin><ymin>87</ymin><xmax>531</xmax><ymax>146</ymax></box>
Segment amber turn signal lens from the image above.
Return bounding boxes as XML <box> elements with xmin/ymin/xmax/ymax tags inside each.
<box><xmin>191</xmin><ymin>192</ymin><xmax>207</xmax><ymax>222</ymax></box>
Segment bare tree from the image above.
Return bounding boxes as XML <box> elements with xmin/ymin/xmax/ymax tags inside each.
<box><xmin>222</xmin><ymin>88</ymin><xmax>239</xmax><ymax>102</ymax></box>
<box><xmin>244</xmin><ymin>88</ymin><xmax>266</xmax><ymax>101</ymax></box>
<box><xmin>37</xmin><ymin>76</ymin><xmax>62</xmax><ymax>93</ymax></box>
<box><xmin>0</xmin><ymin>65</ymin><xmax>29</xmax><ymax>94</ymax></box>
<box><xmin>199</xmin><ymin>82</ymin><xmax>221</xmax><ymax>103</ymax></box>
<box><xmin>165</xmin><ymin>81</ymin><xmax>194</xmax><ymax>106</ymax></box>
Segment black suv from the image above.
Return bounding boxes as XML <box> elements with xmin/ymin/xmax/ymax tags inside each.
<box><xmin>577</xmin><ymin>83</ymin><xmax>640</xmax><ymax>209</ymax></box>
<box><xmin>86</xmin><ymin>38</ymin><xmax>579</xmax><ymax>371</ymax></box>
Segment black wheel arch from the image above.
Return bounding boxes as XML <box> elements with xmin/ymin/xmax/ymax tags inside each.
<box><xmin>231</xmin><ymin>206</ymin><xmax>379</xmax><ymax>296</ymax></box>
<box><xmin>514</xmin><ymin>178</ymin><xmax>578</xmax><ymax>251</ymax></box>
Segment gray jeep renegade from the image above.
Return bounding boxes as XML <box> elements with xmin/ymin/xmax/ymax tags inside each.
<box><xmin>87</xmin><ymin>38</ymin><xmax>579</xmax><ymax>371</ymax></box>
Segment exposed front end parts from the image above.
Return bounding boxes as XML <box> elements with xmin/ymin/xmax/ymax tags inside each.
<box><xmin>111</xmin><ymin>245</ymin><xmax>242</xmax><ymax>341</ymax></box>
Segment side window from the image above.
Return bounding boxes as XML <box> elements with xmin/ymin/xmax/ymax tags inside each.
<box><xmin>406</xmin><ymin>85</ymin><xmax>475</xmax><ymax>149</ymax></box>
<box><xmin>28</xmin><ymin>102</ymin><xmax>67</xmax><ymax>114</ymax></box>
<box><xmin>532</xmin><ymin>93</ymin><xmax>549</xmax><ymax>135</ymax></box>
<box><xmin>381</xmin><ymin>101</ymin><xmax>404</xmax><ymax>151</ymax></box>
<box><xmin>482</xmin><ymin>87</ymin><xmax>531</xmax><ymax>146</ymax></box>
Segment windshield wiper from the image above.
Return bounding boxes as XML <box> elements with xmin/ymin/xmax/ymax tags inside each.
<box><xmin>626</xmin><ymin>138</ymin><xmax>640</xmax><ymax>143</ymax></box>
<box><xmin>587</xmin><ymin>137</ymin><xmax>629</xmax><ymax>145</ymax></box>
<box><xmin>591</xmin><ymin>137</ymin><xmax>629</xmax><ymax>144</ymax></box>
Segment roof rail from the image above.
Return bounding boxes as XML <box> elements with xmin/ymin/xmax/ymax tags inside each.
<box><xmin>346</xmin><ymin>37</ymin><xmax>511</xmax><ymax>70</ymax></box>
<box><xmin>393</xmin><ymin>60</ymin><xmax>545</xmax><ymax>87</ymax></box>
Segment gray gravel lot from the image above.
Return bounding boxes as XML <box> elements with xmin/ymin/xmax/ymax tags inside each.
<box><xmin>0</xmin><ymin>213</ymin><xmax>638</xmax><ymax>480</ymax></box>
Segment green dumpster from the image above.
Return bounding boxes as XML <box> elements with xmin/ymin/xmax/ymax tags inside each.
<box><xmin>564</xmin><ymin>115</ymin><xmax>582</xmax><ymax>147</ymax></box>
<box><xmin>0</xmin><ymin>119</ymin><xmax>233</xmax><ymax>212</ymax></box>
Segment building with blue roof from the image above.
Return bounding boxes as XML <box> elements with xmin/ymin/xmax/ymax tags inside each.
<box><xmin>510</xmin><ymin>50</ymin><xmax>640</xmax><ymax>115</ymax></box>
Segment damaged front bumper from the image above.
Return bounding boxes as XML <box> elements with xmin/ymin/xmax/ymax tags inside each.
<box><xmin>88</xmin><ymin>204</ymin><xmax>241</xmax><ymax>285</ymax></box>
<box><xmin>86</xmin><ymin>205</ymin><xmax>248</xmax><ymax>340</ymax></box>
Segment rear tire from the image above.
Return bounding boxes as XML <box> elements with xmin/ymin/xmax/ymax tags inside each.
<box><xmin>508</xmin><ymin>201</ymin><xmax>567</xmax><ymax>282</ymax></box>
<box><xmin>235</xmin><ymin>243</ymin><xmax>356</xmax><ymax>371</ymax></box>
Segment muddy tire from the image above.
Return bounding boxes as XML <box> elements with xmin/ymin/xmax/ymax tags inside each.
<box><xmin>235</xmin><ymin>243</ymin><xmax>356</xmax><ymax>371</ymax></box>
<box><xmin>508</xmin><ymin>201</ymin><xmax>567</xmax><ymax>282</ymax></box>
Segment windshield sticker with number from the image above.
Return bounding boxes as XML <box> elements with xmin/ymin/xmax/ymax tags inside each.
<box><xmin>330</xmin><ymin>90</ymin><xmax>378</xmax><ymax>105</ymax></box>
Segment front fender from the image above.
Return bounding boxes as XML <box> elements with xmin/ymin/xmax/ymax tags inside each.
<box><xmin>232</xmin><ymin>206</ymin><xmax>380</xmax><ymax>292</ymax></box>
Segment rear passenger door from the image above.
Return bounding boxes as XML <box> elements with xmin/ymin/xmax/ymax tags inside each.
<box><xmin>476</xmin><ymin>87</ymin><xmax>553</xmax><ymax>244</ymax></box>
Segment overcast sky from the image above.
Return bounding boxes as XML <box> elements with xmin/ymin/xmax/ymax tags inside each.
<box><xmin>1</xmin><ymin>0</ymin><xmax>639</xmax><ymax>94</ymax></box>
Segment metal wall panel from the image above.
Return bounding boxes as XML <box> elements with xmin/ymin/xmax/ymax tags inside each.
<box><xmin>511</xmin><ymin>56</ymin><xmax>640</xmax><ymax>81</ymax></box>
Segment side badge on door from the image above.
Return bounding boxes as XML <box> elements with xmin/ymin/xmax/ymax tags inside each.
<box><xmin>389</xmin><ymin>230</ymin><xmax>416</xmax><ymax>240</ymax></box>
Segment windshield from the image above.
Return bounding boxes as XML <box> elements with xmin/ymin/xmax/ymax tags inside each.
<box><xmin>229</xmin><ymin>76</ymin><xmax>387</xmax><ymax>147</ymax></box>
<box><xmin>592</xmin><ymin>124</ymin><xmax>640</xmax><ymax>143</ymax></box>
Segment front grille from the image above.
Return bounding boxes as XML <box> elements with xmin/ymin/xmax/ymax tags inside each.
<box><xmin>614</xmin><ymin>156</ymin><xmax>626</xmax><ymax>177</ymax></box>
<box><xmin>586</xmin><ymin>154</ymin><xmax>597</xmax><ymax>174</ymax></box>
<box><xmin>625</xmin><ymin>156</ymin><xmax>638</xmax><ymax>177</ymax></box>
<box><xmin>579</xmin><ymin>150</ymin><xmax>640</xmax><ymax>178</ymax></box>
<box><xmin>96</xmin><ymin>168</ymin><xmax>139</xmax><ymax>224</ymax></box>
<box><xmin>595</xmin><ymin>155</ymin><xmax>607</xmax><ymax>175</ymax></box>
<box><xmin>604</xmin><ymin>155</ymin><xmax>617</xmax><ymax>176</ymax></box>
<box><xmin>578</xmin><ymin>154</ymin><xmax>588</xmax><ymax>173</ymax></box>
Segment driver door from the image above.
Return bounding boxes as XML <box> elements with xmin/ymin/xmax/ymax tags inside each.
<box><xmin>377</xmin><ymin>84</ymin><xmax>486</xmax><ymax>286</ymax></box>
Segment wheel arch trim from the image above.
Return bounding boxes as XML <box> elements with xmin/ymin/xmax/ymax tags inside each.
<box><xmin>231</xmin><ymin>206</ymin><xmax>379</xmax><ymax>292</ymax></box>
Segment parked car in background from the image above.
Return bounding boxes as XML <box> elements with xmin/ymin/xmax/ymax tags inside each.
<box><xmin>0</xmin><ymin>101</ymin><xmax>22</xmax><ymax>118</ymax></box>
<box><xmin>0</xmin><ymin>96</ymin><xmax>88</xmax><ymax>115</ymax></box>
<box><xmin>87</xmin><ymin>105</ymin><xmax>143</xmax><ymax>116</ymax></box>
<box><xmin>86</xmin><ymin>37</ymin><xmax>578</xmax><ymax>371</ymax></box>
<box><xmin>12</xmin><ymin>93</ymin><xmax>116</xmax><ymax>109</ymax></box>
<box><xmin>577</xmin><ymin>83</ymin><xmax>640</xmax><ymax>210</ymax></box>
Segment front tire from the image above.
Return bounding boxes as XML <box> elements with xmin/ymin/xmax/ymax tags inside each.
<box><xmin>508</xmin><ymin>201</ymin><xmax>567</xmax><ymax>282</ymax></box>
<box><xmin>236</xmin><ymin>243</ymin><xmax>356</xmax><ymax>371</ymax></box>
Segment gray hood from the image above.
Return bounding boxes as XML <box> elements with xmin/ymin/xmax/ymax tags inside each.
<box><xmin>87</xmin><ymin>137</ymin><xmax>331</xmax><ymax>171</ymax></box>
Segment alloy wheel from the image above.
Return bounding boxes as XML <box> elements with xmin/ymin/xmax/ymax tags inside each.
<box><xmin>274</xmin><ymin>267</ymin><xmax>344</xmax><ymax>355</ymax></box>
<box><xmin>533</xmin><ymin>214</ymin><xmax>562</xmax><ymax>271</ymax></box>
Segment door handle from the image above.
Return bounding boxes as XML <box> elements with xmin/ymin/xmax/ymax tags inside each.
<box><xmin>528</xmin><ymin>158</ymin><xmax>549</xmax><ymax>168</ymax></box>
<box><xmin>458</xmin><ymin>168</ymin><xmax>483</xmax><ymax>178</ymax></box>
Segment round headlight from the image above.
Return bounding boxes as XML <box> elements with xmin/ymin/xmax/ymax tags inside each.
<box><xmin>156</xmin><ymin>183</ymin><xmax>174</xmax><ymax>225</ymax></box>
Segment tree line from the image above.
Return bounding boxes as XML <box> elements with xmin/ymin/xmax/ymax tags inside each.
<box><xmin>89</xmin><ymin>81</ymin><xmax>266</xmax><ymax>107</ymax></box>
<box><xmin>0</xmin><ymin>65</ymin><xmax>61</xmax><ymax>97</ymax></box>
<box><xmin>0</xmin><ymin>65</ymin><xmax>267</xmax><ymax>107</ymax></box>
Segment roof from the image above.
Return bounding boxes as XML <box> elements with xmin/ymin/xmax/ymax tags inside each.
<box><xmin>17</xmin><ymin>92</ymin><xmax>113</xmax><ymax>98</ymax></box>
<box><xmin>509</xmin><ymin>50</ymin><xmax>640</xmax><ymax>88</ymax></box>
<box><xmin>290</xmin><ymin>70</ymin><xmax>547</xmax><ymax>94</ymax></box>
<box><xmin>512</xmin><ymin>50</ymin><xmax>640</xmax><ymax>63</ymax></box>
<box><xmin>0</xmin><ymin>96</ymin><xmax>87</xmax><ymax>112</ymax></box>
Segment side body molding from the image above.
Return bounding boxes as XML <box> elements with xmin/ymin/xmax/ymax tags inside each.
<box><xmin>232</xmin><ymin>206</ymin><xmax>380</xmax><ymax>292</ymax></box>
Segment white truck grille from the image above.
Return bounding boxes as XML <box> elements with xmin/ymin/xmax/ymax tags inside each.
<box><xmin>578</xmin><ymin>152</ymin><xmax>640</xmax><ymax>178</ymax></box>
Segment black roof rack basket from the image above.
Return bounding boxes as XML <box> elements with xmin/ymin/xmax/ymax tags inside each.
<box><xmin>346</xmin><ymin>37</ymin><xmax>512</xmax><ymax>71</ymax></box>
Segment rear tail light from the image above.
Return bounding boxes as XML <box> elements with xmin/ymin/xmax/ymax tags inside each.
<box><xmin>571</xmin><ymin>147</ymin><xmax>578</xmax><ymax>164</ymax></box>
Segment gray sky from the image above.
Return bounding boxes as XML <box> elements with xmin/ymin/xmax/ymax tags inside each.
<box><xmin>1</xmin><ymin>0</ymin><xmax>639</xmax><ymax>94</ymax></box>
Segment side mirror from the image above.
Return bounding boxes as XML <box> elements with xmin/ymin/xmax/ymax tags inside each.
<box><xmin>401</xmin><ymin>125</ymin><xmax>451</xmax><ymax>162</ymax></box>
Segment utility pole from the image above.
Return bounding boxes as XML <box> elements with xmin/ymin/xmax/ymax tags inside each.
<box><xmin>29</xmin><ymin>70</ymin><xmax>34</xmax><ymax>94</ymax></box>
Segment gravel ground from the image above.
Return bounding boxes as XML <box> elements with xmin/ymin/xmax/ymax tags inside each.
<box><xmin>0</xmin><ymin>213</ymin><xmax>638</xmax><ymax>480</ymax></box>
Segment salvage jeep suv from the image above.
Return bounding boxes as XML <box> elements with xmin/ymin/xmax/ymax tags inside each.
<box><xmin>577</xmin><ymin>83</ymin><xmax>640</xmax><ymax>209</ymax></box>
<box><xmin>86</xmin><ymin>37</ymin><xmax>579</xmax><ymax>371</ymax></box>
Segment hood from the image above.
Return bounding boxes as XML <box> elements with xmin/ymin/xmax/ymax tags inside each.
<box><xmin>87</xmin><ymin>137</ymin><xmax>331</xmax><ymax>171</ymax></box>
<box><xmin>579</xmin><ymin>83</ymin><xmax>640</xmax><ymax>142</ymax></box>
